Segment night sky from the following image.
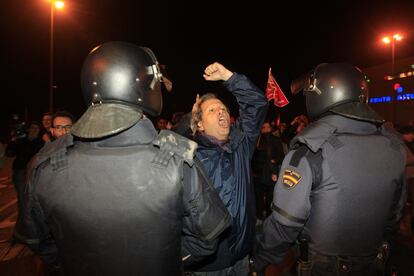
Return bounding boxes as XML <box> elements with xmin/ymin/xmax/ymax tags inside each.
<box><xmin>1</xmin><ymin>0</ymin><xmax>414</xmax><ymax>132</ymax></box>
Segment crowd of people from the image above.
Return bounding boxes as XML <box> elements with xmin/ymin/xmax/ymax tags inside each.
<box><xmin>1</xmin><ymin>41</ymin><xmax>413</xmax><ymax>276</ymax></box>
<box><xmin>4</xmin><ymin>111</ymin><xmax>75</xmax><ymax>213</ymax></box>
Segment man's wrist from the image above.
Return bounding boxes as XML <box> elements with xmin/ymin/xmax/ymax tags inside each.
<box><xmin>223</xmin><ymin>72</ymin><xmax>237</xmax><ymax>85</ymax></box>
<box><xmin>222</xmin><ymin>71</ymin><xmax>233</xmax><ymax>81</ymax></box>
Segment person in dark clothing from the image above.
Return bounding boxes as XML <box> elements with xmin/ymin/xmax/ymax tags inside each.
<box><xmin>181</xmin><ymin>62</ymin><xmax>268</xmax><ymax>275</ymax></box>
<box><xmin>6</xmin><ymin>121</ymin><xmax>44</xmax><ymax>212</ymax></box>
<box><xmin>41</xmin><ymin>112</ymin><xmax>53</xmax><ymax>143</ymax></box>
<box><xmin>252</xmin><ymin>122</ymin><xmax>286</xmax><ymax>221</ymax></box>
<box><xmin>14</xmin><ymin>42</ymin><xmax>230</xmax><ymax>276</ymax></box>
<box><xmin>252</xmin><ymin>63</ymin><xmax>406</xmax><ymax>275</ymax></box>
<box><xmin>281</xmin><ymin>114</ymin><xmax>309</xmax><ymax>144</ymax></box>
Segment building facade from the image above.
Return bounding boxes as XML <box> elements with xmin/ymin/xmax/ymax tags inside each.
<box><xmin>364</xmin><ymin>56</ymin><xmax>414</xmax><ymax>126</ymax></box>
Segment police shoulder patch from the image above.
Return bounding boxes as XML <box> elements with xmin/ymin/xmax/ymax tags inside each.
<box><xmin>283</xmin><ymin>169</ymin><xmax>302</xmax><ymax>188</ymax></box>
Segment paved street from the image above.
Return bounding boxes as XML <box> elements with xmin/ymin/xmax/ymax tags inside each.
<box><xmin>0</xmin><ymin>158</ymin><xmax>47</xmax><ymax>276</ymax></box>
<box><xmin>0</xmin><ymin>157</ymin><xmax>413</xmax><ymax>275</ymax></box>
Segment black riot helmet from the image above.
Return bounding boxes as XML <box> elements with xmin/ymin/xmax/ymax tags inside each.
<box><xmin>71</xmin><ymin>41</ymin><xmax>163</xmax><ymax>139</ymax></box>
<box><xmin>290</xmin><ymin>63</ymin><xmax>384</xmax><ymax>124</ymax></box>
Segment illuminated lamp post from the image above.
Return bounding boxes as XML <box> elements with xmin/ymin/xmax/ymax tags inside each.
<box><xmin>382</xmin><ymin>34</ymin><xmax>403</xmax><ymax>124</ymax></box>
<box><xmin>47</xmin><ymin>0</ymin><xmax>65</xmax><ymax>113</ymax></box>
<box><xmin>382</xmin><ymin>34</ymin><xmax>403</xmax><ymax>75</ymax></box>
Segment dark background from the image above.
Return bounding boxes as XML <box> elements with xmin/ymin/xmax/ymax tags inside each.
<box><xmin>1</xmin><ymin>0</ymin><xmax>414</xmax><ymax>136</ymax></box>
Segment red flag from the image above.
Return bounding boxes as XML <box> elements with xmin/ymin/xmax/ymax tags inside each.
<box><xmin>266</xmin><ymin>68</ymin><xmax>289</xmax><ymax>107</ymax></box>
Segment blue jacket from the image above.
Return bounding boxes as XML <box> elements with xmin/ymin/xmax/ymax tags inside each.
<box><xmin>191</xmin><ymin>73</ymin><xmax>268</xmax><ymax>271</ymax></box>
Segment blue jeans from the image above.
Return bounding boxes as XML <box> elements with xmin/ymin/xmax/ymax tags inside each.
<box><xmin>185</xmin><ymin>256</ymin><xmax>250</xmax><ymax>276</ymax></box>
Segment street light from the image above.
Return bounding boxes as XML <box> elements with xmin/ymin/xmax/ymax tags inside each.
<box><xmin>47</xmin><ymin>0</ymin><xmax>64</xmax><ymax>113</ymax></box>
<box><xmin>382</xmin><ymin>34</ymin><xmax>403</xmax><ymax>75</ymax></box>
<box><xmin>381</xmin><ymin>33</ymin><xmax>403</xmax><ymax>124</ymax></box>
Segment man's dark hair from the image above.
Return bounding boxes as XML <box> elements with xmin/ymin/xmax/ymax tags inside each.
<box><xmin>52</xmin><ymin>111</ymin><xmax>75</xmax><ymax>127</ymax></box>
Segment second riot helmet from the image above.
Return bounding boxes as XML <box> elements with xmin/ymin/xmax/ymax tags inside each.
<box><xmin>291</xmin><ymin>63</ymin><xmax>384</xmax><ymax>124</ymax></box>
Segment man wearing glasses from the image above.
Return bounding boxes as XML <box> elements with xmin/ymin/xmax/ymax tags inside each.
<box><xmin>50</xmin><ymin>110</ymin><xmax>75</xmax><ymax>139</ymax></box>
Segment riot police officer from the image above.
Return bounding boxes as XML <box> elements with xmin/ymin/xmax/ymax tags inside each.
<box><xmin>252</xmin><ymin>63</ymin><xmax>406</xmax><ymax>275</ymax></box>
<box><xmin>14</xmin><ymin>41</ymin><xmax>230</xmax><ymax>276</ymax></box>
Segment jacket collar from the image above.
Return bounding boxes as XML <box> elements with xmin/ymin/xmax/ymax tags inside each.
<box><xmin>196</xmin><ymin>125</ymin><xmax>244</xmax><ymax>153</ymax></box>
<box><xmin>318</xmin><ymin>114</ymin><xmax>378</xmax><ymax>134</ymax></box>
<box><xmin>291</xmin><ymin>115</ymin><xmax>380</xmax><ymax>152</ymax></box>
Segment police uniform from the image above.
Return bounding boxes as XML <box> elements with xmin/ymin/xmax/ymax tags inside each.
<box><xmin>14</xmin><ymin>42</ymin><xmax>230</xmax><ymax>276</ymax></box>
<box><xmin>253</xmin><ymin>63</ymin><xmax>406</xmax><ymax>275</ymax></box>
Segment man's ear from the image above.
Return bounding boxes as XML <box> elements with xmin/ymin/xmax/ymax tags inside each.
<box><xmin>197</xmin><ymin>121</ymin><xmax>204</xmax><ymax>131</ymax></box>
